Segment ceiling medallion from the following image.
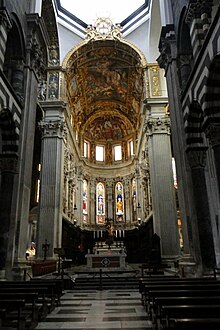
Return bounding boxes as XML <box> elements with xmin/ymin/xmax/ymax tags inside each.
<box><xmin>85</xmin><ymin>17</ymin><xmax>122</xmax><ymax>41</ymax></box>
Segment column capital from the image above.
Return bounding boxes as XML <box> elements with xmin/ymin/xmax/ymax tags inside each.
<box><xmin>145</xmin><ymin>116</ymin><xmax>171</xmax><ymax>136</ymax></box>
<box><xmin>39</xmin><ymin>119</ymin><xmax>66</xmax><ymax>139</ymax></box>
<box><xmin>186</xmin><ymin>146</ymin><xmax>208</xmax><ymax>169</ymax></box>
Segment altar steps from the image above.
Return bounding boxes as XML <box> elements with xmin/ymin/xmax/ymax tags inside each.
<box><xmin>74</xmin><ymin>276</ymin><xmax>139</xmax><ymax>290</ymax></box>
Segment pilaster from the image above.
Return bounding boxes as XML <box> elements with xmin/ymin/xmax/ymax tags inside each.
<box><xmin>106</xmin><ymin>179</ymin><xmax>114</xmax><ymax>220</ymax></box>
<box><xmin>90</xmin><ymin>178</ymin><xmax>96</xmax><ymax>226</ymax></box>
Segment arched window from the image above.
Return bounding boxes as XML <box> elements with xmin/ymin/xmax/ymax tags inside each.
<box><xmin>115</xmin><ymin>182</ymin><xmax>124</xmax><ymax>221</ymax></box>
<box><xmin>83</xmin><ymin>179</ymin><xmax>88</xmax><ymax>223</ymax></box>
<box><xmin>96</xmin><ymin>182</ymin><xmax>105</xmax><ymax>224</ymax></box>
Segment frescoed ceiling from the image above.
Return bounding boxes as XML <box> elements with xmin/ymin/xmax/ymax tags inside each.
<box><xmin>65</xmin><ymin>39</ymin><xmax>145</xmax><ymax>143</ymax></box>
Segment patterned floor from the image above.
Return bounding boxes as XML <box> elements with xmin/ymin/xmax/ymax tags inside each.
<box><xmin>35</xmin><ymin>288</ymin><xmax>153</xmax><ymax>329</ymax></box>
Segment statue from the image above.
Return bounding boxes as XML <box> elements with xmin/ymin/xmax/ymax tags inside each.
<box><xmin>105</xmin><ymin>220</ymin><xmax>115</xmax><ymax>248</ymax></box>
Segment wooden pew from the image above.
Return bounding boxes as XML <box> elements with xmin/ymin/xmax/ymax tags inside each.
<box><xmin>0</xmin><ymin>281</ymin><xmax>60</xmax><ymax>313</ymax></box>
<box><xmin>168</xmin><ymin>317</ymin><xmax>220</xmax><ymax>329</ymax></box>
<box><xmin>30</xmin><ymin>278</ymin><xmax>64</xmax><ymax>306</ymax></box>
<box><xmin>160</xmin><ymin>305</ymin><xmax>220</xmax><ymax>329</ymax></box>
<box><xmin>140</xmin><ymin>278</ymin><xmax>219</xmax><ymax>306</ymax></box>
<box><xmin>0</xmin><ymin>299</ymin><xmax>27</xmax><ymax>330</ymax></box>
<box><xmin>0</xmin><ymin>284</ymin><xmax>54</xmax><ymax>318</ymax></box>
<box><xmin>152</xmin><ymin>296</ymin><xmax>220</xmax><ymax>328</ymax></box>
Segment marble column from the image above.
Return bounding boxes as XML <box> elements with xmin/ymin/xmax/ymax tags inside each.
<box><xmin>37</xmin><ymin>102</ymin><xmax>66</xmax><ymax>259</ymax></box>
<box><xmin>145</xmin><ymin>107</ymin><xmax>180</xmax><ymax>260</ymax></box>
<box><xmin>186</xmin><ymin>146</ymin><xmax>216</xmax><ymax>269</ymax></box>
<box><xmin>157</xmin><ymin>26</ymin><xmax>195</xmax><ymax>262</ymax></box>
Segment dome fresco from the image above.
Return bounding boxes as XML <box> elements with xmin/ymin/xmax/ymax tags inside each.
<box><xmin>65</xmin><ymin>39</ymin><xmax>145</xmax><ymax>143</ymax></box>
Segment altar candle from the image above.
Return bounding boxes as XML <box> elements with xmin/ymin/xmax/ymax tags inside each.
<box><xmin>116</xmin><ymin>230</ymin><xmax>117</xmax><ymax>238</ymax></box>
<box><xmin>119</xmin><ymin>230</ymin><xmax>121</xmax><ymax>238</ymax></box>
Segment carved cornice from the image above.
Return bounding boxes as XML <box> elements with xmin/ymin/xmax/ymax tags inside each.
<box><xmin>157</xmin><ymin>24</ymin><xmax>176</xmax><ymax>71</ymax></box>
<box><xmin>186</xmin><ymin>146</ymin><xmax>208</xmax><ymax>168</ymax></box>
<box><xmin>185</xmin><ymin>0</ymin><xmax>213</xmax><ymax>24</ymax></box>
<box><xmin>145</xmin><ymin>116</ymin><xmax>171</xmax><ymax>136</ymax></box>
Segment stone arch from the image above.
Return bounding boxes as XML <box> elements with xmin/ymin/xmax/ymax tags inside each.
<box><xmin>177</xmin><ymin>7</ymin><xmax>193</xmax><ymax>90</ymax></box>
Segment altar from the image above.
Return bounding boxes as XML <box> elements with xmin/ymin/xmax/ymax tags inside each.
<box><xmin>86</xmin><ymin>243</ymin><xmax>127</xmax><ymax>270</ymax></box>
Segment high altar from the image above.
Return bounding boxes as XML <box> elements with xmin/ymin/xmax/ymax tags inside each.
<box><xmin>86</xmin><ymin>242</ymin><xmax>127</xmax><ymax>269</ymax></box>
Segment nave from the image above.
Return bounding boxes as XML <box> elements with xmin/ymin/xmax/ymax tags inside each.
<box><xmin>35</xmin><ymin>287</ymin><xmax>152</xmax><ymax>330</ymax></box>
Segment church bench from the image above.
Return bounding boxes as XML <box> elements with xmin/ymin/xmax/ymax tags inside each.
<box><xmin>0</xmin><ymin>284</ymin><xmax>55</xmax><ymax>318</ymax></box>
<box><xmin>168</xmin><ymin>317</ymin><xmax>220</xmax><ymax>329</ymax></box>
<box><xmin>0</xmin><ymin>279</ymin><xmax>59</xmax><ymax>292</ymax></box>
<box><xmin>0</xmin><ymin>299</ymin><xmax>28</xmax><ymax>330</ymax></box>
<box><xmin>152</xmin><ymin>296</ymin><xmax>220</xmax><ymax>327</ymax></box>
<box><xmin>140</xmin><ymin>278</ymin><xmax>219</xmax><ymax>305</ymax></box>
<box><xmin>159</xmin><ymin>305</ymin><xmax>220</xmax><ymax>330</ymax></box>
<box><xmin>30</xmin><ymin>278</ymin><xmax>64</xmax><ymax>306</ymax></box>
<box><xmin>139</xmin><ymin>275</ymin><xmax>179</xmax><ymax>294</ymax></box>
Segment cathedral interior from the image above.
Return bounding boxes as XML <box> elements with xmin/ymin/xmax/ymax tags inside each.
<box><xmin>0</xmin><ymin>0</ymin><xmax>219</xmax><ymax>283</ymax></box>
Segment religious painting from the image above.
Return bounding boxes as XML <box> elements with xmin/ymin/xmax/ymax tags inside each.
<box><xmin>84</xmin><ymin>115</ymin><xmax>132</xmax><ymax>141</ymax></box>
<box><xmin>96</xmin><ymin>182</ymin><xmax>106</xmax><ymax>224</ymax></box>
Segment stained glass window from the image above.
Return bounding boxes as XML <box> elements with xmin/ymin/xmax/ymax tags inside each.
<box><xmin>83</xmin><ymin>179</ymin><xmax>88</xmax><ymax>224</ymax></box>
<box><xmin>96</xmin><ymin>182</ymin><xmax>105</xmax><ymax>224</ymax></box>
<box><xmin>83</xmin><ymin>180</ymin><xmax>88</xmax><ymax>214</ymax></box>
<box><xmin>115</xmin><ymin>182</ymin><xmax>124</xmax><ymax>219</ymax></box>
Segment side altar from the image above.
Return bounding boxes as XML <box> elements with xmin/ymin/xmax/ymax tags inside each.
<box><xmin>86</xmin><ymin>242</ymin><xmax>126</xmax><ymax>270</ymax></box>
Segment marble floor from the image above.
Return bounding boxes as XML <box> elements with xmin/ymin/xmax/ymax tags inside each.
<box><xmin>35</xmin><ymin>288</ymin><xmax>153</xmax><ymax>329</ymax></box>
